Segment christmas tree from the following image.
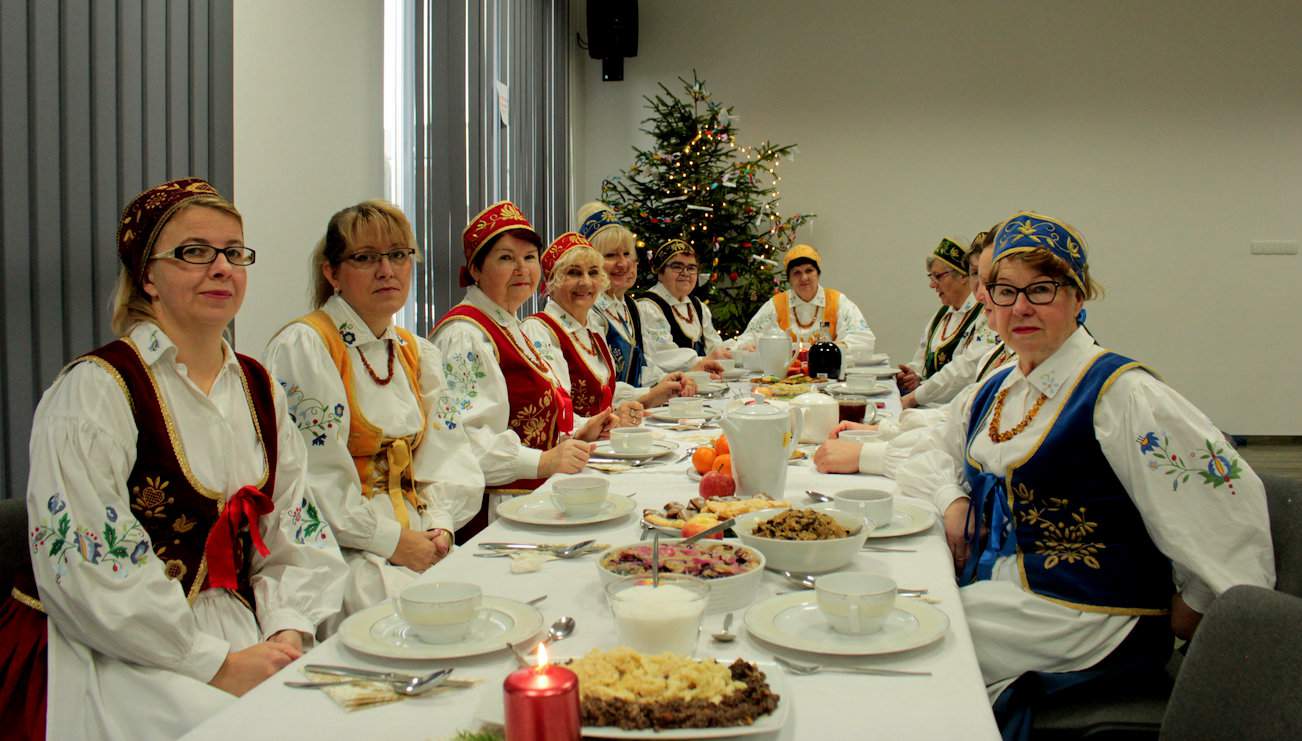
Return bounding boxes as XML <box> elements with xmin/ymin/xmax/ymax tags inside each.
<box><xmin>601</xmin><ymin>72</ymin><xmax>814</xmax><ymax>337</ymax></box>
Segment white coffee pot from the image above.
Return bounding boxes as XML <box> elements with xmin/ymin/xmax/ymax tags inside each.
<box><xmin>789</xmin><ymin>391</ymin><xmax>838</xmax><ymax>443</ymax></box>
<box><xmin>756</xmin><ymin>329</ymin><xmax>793</xmax><ymax>377</ymax></box>
<box><xmin>719</xmin><ymin>402</ymin><xmax>803</xmax><ymax>498</ymax></box>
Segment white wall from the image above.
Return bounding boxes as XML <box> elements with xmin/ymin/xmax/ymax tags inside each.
<box><xmin>232</xmin><ymin>0</ymin><xmax>384</xmax><ymax>357</ymax></box>
<box><xmin>578</xmin><ymin>0</ymin><xmax>1302</xmax><ymax>434</ymax></box>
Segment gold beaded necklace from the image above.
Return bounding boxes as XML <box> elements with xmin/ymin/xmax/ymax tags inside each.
<box><xmin>987</xmin><ymin>388</ymin><xmax>1049</xmax><ymax>443</ymax></box>
<box><xmin>671</xmin><ymin>302</ymin><xmax>696</xmax><ymax>325</ymax></box>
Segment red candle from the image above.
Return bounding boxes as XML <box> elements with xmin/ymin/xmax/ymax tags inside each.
<box><xmin>503</xmin><ymin>645</ymin><xmax>580</xmax><ymax>741</ymax></box>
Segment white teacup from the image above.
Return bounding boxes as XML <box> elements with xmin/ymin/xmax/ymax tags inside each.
<box><xmin>833</xmin><ymin>488</ymin><xmax>895</xmax><ymax>529</ymax></box>
<box><xmin>398</xmin><ymin>581</ymin><xmax>483</xmax><ymax>644</ymax></box>
<box><xmin>714</xmin><ymin>358</ymin><xmax>737</xmax><ymax>372</ymax></box>
<box><xmin>610</xmin><ymin>427</ymin><xmax>655</xmax><ymax>454</ymax></box>
<box><xmin>838</xmin><ymin>428</ymin><xmax>884</xmax><ymax>444</ymax></box>
<box><xmin>815</xmin><ymin>572</ymin><xmax>897</xmax><ymax>635</ymax></box>
<box><xmin>685</xmin><ymin>371</ymin><xmax>714</xmax><ymax>387</ymax></box>
<box><xmin>843</xmin><ymin>377</ymin><xmax>881</xmax><ymax>395</ymax></box>
<box><xmin>550</xmin><ymin>476</ymin><xmax>610</xmax><ymax>517</ymax></box>
<box><xmin>668</xmin><ymin>396</ymin><xmax>707</xmax><ymax>418</ymax></box>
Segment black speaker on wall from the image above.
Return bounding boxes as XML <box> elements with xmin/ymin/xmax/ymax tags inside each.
<box><xmin>587</xmin><ymin>0</ymin><xmax>638</xmax><ymax>81</ymax></box>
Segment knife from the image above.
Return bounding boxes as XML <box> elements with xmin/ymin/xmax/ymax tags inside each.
<box><xmin>304</xmin><ymin>664</ymin><xmax>414</xmax><ymax>682</ymax></box>
<box><xmin>679</xmin><ymin>518</ymin><xmax>735</xmax><ymax>546</ymax></box>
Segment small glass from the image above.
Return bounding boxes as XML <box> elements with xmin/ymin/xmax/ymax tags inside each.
<box><xmin>837</xmin><ymin>395</ymin><xmax>869</xmax><ymax>423</ymax></box>
<box><xmin>605</xmin><ymin>574</ymin><xmax>709</xmax><ymax>655</ymax></box>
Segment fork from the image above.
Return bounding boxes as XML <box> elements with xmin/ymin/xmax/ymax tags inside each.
<box><xmin>773</xmin><ymin>655</ymin><xmax>930</xmax><ymax>678</ymax></box>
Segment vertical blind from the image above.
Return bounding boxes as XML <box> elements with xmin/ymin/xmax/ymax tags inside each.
<box><xmin>0</xmin><ymin>0</ymin><xmax>234</xmax><ymax>499</ymax></box>
<box><xmin>397</xmin><ymin>0</ymin><xmax>571</xmax><ymax>335</ymax></box>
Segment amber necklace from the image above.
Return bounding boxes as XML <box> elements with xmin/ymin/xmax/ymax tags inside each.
<box><xmin>571</xmin><ymin>326</ymin><xmax>598</xmax><ymax>356</ymax></box>
<box><xmin>792</xmin><ymin>302</ymin><xmax>818</xmax><ymax>331</ymax></box>
<box><xmin>988</xmin><ymin>388</ymin><xmax>1048</xmax><ymax>443</ymax></box>
<box><xmin>602</xmin><ymin>302</ymin><xmax>632</xmax><ymax>340</ymax></box>
<box><xmin>935</xmin><ymin>312</ymin><xmax>962</xmax><ymax>344</ymax></box>
<box><xmin>357</xmin><ymin>342</ymin><xmax>396</xmax><ymax>385</ymax></box>
<box><xmin>671</xmin><ymin>302</ymin><xmax>696</xmax><ymax>325</ymax></box>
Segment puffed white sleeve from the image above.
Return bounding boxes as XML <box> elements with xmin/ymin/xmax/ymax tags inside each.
<box><xmin>250</xmin><ymin>380</ymin><xmax>349</xmax><ymax>639</ymax></box>
<box><xmin>907</xmin><ymin>318</ymin><xmax>929</xmax><ymax>375</ymax></box>
<box><xmin>264</xmin><ymin>325</ymin><xmax>402</xmax><ymax>558</ymax></box>
<box><xmin>835</xmin><ymin>296</ymin><xmax>876</xmax><ymax>360</ymax></box>
<box><xmin>430</xmin><ymin>321</ymin><xmax>542</xmax><ymax>485</ymax></box>
<box><xmin>27</xmin><ymin>363</ymin><xmax>231</xmax><ymax>683</ymax></box>
<box><xmin>700</xmin><ymin>302</ymin><xmax>726</xmax><ymax>355</ymax></box>
<box><xmin>636</xmin><ymin>298</ymin><xmax>688</xmax><ymax>367</ymax></box>
<box><xmin>895</xmin><ymin>390</ymin><xmax>976</xmax><ymax>514</ymax></box>
<box><xmin>732</xmin><ymin>297</ymin><xmax>778</xmax><ymax>351</ymax></box>
<box><xmin>1097</xmin><ymin>371</ymin><xmax>1274</xmax><ymax>613</ymax></box>
<box><xmin>913</xmin><ymin>339</ymin><xmax>985</xmax><ymax>406</ymax></box>
<box><xmin>410</xmin><ymin>337</ymin><xmax>486</xmax><ymax>532</ymax></box>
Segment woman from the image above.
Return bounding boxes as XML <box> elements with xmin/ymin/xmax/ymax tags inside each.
<box><xmin>7</xmin><ymin>179</ymin><xmax>347</xmax><ymax>741</ymax></box>
<box><xmin>896</xmin><ymin>237</ymin><xmax>983</xmax><ymax>393</ymax></box>
<box><xmin>895</xmin><ymin>212</ymin><xmax>1273</xmax><ymax>736</ymax></box>
<box><xmin>578</xmin><ymin>203</ymin><xmax>715</xmax><ymax>398</ymax></box>
<box><xmin>429</xmin><ymin>202</ymin><xmax>610</xmax><ymax>538</ymax></box>
<box><xmin>637</xmin><ymin>239</ymin><xmax>731</xmax><ymax>362</ymax></box>
<box><xmin>523</xmin><ymin>232</ymin><xmax>686</xmax><ymax>415</ymax></box>
<box><xmin>732</xmin><ymin>244</ymin><xmax>876</xmax><ymax>362</ymax></box>
<box><xmin>265</xmin><ymin>201</ymin><xmax>482</xmax><ymax>621</ymax></box>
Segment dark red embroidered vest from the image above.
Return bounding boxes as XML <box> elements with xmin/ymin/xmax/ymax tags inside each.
<box><xmin>530</xmin><ymin>312</ymin><xmax>616</xmax><ymax>417</ymax></box>
<box><xmin>81</xmin><ymin>339</ymin><xmax>278</xmax><ymax>610</ymax></box>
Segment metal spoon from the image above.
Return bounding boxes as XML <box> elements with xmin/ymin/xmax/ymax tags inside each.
<box><xmin>780</xmin><ymin>570</ymin><xmax>929</xmax><ymax>597</ymax></box>
<box><xmin>651</xmin><ymin>530</ymin><xmax>661</xmax><ymax>587</ymax></box>
<box><xmin>805</xmin><ymin>490</ymin><xmax>833</xmax><ymax>503</ymax></box>
<box><xmin>711</xmin><ymin>613</ymin><xmax>736</xmax><ymax>643</ymax></box>
<box><xmin>392</xmin><ymin>668</ymin><xmax>455</xmax><ymax>696</ymax></box>
<box><xmin>544</xmin><ymin>616</ymin><xmax>576</xmax><ymax>644</ymax></box>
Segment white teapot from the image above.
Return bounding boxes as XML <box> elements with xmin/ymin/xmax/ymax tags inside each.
<box><xmin>789</xmin><ymin>391</ymin><xmax>838</xmax><ymax>443</ymax></box>
<box><xmin>756</xmin><ymin>329</ymin><xmax>793</xmax><ymax>378</ymax></box>
<box><xmin>719</xmin><ymin>402</ymin><xmax>803</xmax><ymax>499</ymax></box>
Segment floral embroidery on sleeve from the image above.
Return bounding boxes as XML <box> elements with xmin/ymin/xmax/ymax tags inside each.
<box><xmin>283</xmin><ymin>496</ymin><xmax>335</xmax><ymax>547</ymax></box>
<box><xmin>1137</xmin><ymin>432</ymin><xmax>1242</xmax><ymax>494</ymax></box>
<box><xmin>30</xmin><ymin>494</ymin><xmax>151</xmax><ymax>581</ymax></box>
<box><xmin>280</xmin><ymin>381</ymin><xmax>345</xmax><ymax>446</ymax></box>
<box><xmin>443</xmin><ymin>351</ymin><xmax>487</xmax><ymax>398</ymax></box>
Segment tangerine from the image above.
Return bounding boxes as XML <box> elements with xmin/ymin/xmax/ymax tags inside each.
<box><xmin>711</xmin><ymin>453</ymin><xmax>732</xmax><ymax>477</ymax></box>
<box><xmin>691</xmin><ymin>447</ymin><xmax>717</xmax><ymax>475</ymax></box>
<box><xmin>713</xmin><ymin>434</ymin><xmax>731</xmax><ymax>456</ymax></box>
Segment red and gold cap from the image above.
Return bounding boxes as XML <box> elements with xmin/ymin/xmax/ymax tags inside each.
<box><xmin>117</xmin><ymin>177</ymin><xmax>224</xmax><ymax>287</ymax></box>
<box><xmin>460</xmin><ymin>200</ymin><xmax>542</xmax><ymax>287</ymax></box>
<box><xmin>540</xmin><ymin>232</ymin><xmax>594</xmax><ymax>293</ymax></box>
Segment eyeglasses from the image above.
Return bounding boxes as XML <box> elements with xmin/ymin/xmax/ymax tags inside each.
<box><xmin>341</xmin><ymin>248</ymin><xmax>416</xmax><ymax>268</ymax></box>
<box><xmin>985</xmin><ymin>280</ymin><xmax>1065</xmax><ymax>307</ymax></box>
<box><xmin>926</xmin><ymin>270</ymin><xmax>956</xmax><ymax>283</ymax></box>
<box><xmin>665</xmin><ymin>262</ymin><xmax>699</xmax><ymax>275</ymax></box>
<box><xmin>152</xmin><ymin>244</ymin><xmax>257</xmax><ymax>266</ymax></box>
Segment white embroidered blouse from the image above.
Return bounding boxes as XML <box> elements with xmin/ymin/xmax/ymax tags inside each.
<box><xmin>906</xmin><ymin>295</ymin><xmax>992</xmax><ymax>378</ymax></box>
<box><xmin>636</xmin><ymin>283</ymin><xmax>726</xmax><ymax>363</ymax></box>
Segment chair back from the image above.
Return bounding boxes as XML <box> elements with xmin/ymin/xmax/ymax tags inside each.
<box><xmin>1261</xmin><ymin>473</ymin><xmax>1302</xmax><ymax>597</ymax></box>
<box><xmin>0</xmin><ymin>497</ymin><xmax>30</xmax><ymax>596</ymax></box>
<box><xmin>1160</xmin><ymin>584</ymin><xmax>1302</xmax><ymax>739</ymax></box>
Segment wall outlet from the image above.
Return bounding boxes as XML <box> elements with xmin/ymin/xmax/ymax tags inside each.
<box><xmin>1250</xmin><ymin>241</ymin><xmax>1299</xmax><ymax>255</ymax></box>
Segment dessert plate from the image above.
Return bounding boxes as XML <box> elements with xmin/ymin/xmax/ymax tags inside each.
<box><xmin>497</xmin><ymin>493</ymin><xmax>636</xmax><ymax>526</ymax></box>
<box><xmin>647</xmin><ymin>406</ymin><xmax>722</xmax><ymax>422</ymax></box>
<box><xmin>339</xmin><ymin>598</ymin><xmax>543</xmax><ymax>660</ymax></box>
<box><xmin>474</xmin><ymin>660</ymin><xmax>790</xmax><ymax>738</ymax></box>
<box><xmin>745</xmin><ymin>592</ymin><xmax>948</xmax><ymax>656</ymax></box>
<box><xmin>867</xmin><ymin>500</ymin><xmax>936</xmax><ymax>539</ymax></box>
<box><xmin>592</xmin><ymin>441</ymin><xmax>677</xmax><ymax>460</ymax></box>
<box><xmin>826</xmin><ymin>381</ymin><xmax>893</xmax><ymax>396</ymax></box>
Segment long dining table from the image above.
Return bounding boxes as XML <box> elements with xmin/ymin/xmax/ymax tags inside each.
<box><xmin>183</xmin><ymin>382</ymin><xmax>1001</xmax><ymax>740</ymax></box>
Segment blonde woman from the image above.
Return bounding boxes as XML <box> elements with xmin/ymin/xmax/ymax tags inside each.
<box><xmin>265</xmin><ymin>201</ymin><xmax>482</xmax><ymax>620</ymax></box>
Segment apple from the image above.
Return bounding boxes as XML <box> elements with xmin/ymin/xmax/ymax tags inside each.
<box><xmin>698</xmin><ymin>471</ymin><xmax>736</xmax><ymax>499</ymax></box>
<box><xmin>681</xmin><ymin>518</ymin><xmax>724</xmax><ymax>540</ymax></box>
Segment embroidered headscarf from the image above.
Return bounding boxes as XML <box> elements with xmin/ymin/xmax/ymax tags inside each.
<box><xmin>577</xmin><ymin>207</ymin><xmax>621</xmax><ymax>241</ymax></box>
<box><xmin>460</xmin><ymin>200</ymin><xmax>543</xmax><ymax>287</ymax></box>
<box><xmin>652</xmin><ymin>239</ymin><xmax>695</xmax><ymax>273</ymax></box>
<box><xmin>931</xmin><ymin>237</ymin><xmax>969</xmax><ymax>276</ymax></box>
<box><xmin>117</xmin><ymin>177</ymin><xmax>224</xmax><ymax>288</ymax></box>
<box><xmin>992</xmin><ymin>211</ymin><xmax>1089</xmax><ymax>293</ymax></box>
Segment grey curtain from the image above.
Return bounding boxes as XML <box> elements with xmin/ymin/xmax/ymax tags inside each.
<box><xmin>0</xmin><ymin>0</ymin><xmax>233</xmax><ymax>499</ymax></box>
<box><xmin>403</xmin><ymin>0</ymin><xmax>570</xmax><ymax>334</ymax></box>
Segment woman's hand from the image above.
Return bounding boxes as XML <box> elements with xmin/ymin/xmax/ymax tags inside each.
<box><xmin>1171</xmin><ymin>594</ymin><xmax>1203</xmax><ymax>640</ymax></box>
<box><xmin>692</xmin><ymin>358</ymin><xmax>726</xmax><ymax>378</ymax></box>
<box><xmin>539</xmin><ymin>439</ymin><xmax>595</xmax><ymax>477</ymax></box>
<box><xmin>267</xmin><ymin>629</ymin><xmax>305</xmax><ymax>653</ymax></box>
<box><xmin>390</xmin><ymin>528</ymin><xmax>443</xmax><ymax>572</ymax></box>
<box><xmin>943</xmin><ymin>498</ymin><xmax>972</xmax><ymax>572</ymax></box>
<box><xmin>432</xmin><ymin>528</ymin><xmax>453</xmax><ymax>558</ymax></box>
<box><xmin>813</xmin><ymin>439</ymin><xmax>862</xmax><ymax>474</ymax></box>
<box><xmin>828</xmin><ymin>420</ymin><xmax>875</xmax><ymax>440</ymax></box>
<box><xmin>707</xmin><ymin>347</ymin><xmax>733</xmax><ymax>361</ymax></box>
<box><xmin>574</xmin><ymin>409</ymin><xmax>614</xmax><ymax>442</ymax></box>
<box><xmin>901</xmin><ymin>392</ymin><xmax>919</xmax><ymax>409</ymax></box>
<box><xmin>896</xmin><ymin>365</ymin><xmax>920</xmax><ymax>393</ymax></box>
<box><xmin>612</xmin><ymin>401</ymin><xmax>645</xmax><ymax>427</ymax></box>
<box><xmin>209</xmin><ymin>641</ymin><xmax>302</xmax><ymax>697</ymax></box>
<box><xmin>639</xmin><ymin>373</ymin><xmax>685</xmax><ymax>408</ymax></box>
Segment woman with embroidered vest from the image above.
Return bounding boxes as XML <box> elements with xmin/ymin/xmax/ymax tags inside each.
<box><xmin>731</xmin><ymin>244</ymin><xmax>876</xmax><ymax>363</ymax></box>
<box><xmin>894</xmin><ymin>212</ymin><xmax>1273</xmax><ymax>737</ymax></box>
<box><xmin>11</xmin><ymin>179</ymin><xmax>347</xmax><ymax>741</ymax></box>
<box><xmin>637</xmin><ymin>240</ymin><xmax>731</xmax><ymax>364</ymax></box>
<box><xmin>895</xmin><ymin>237</ymin><xmax>984</xmax><ymax>393</ymax></box>
<box><xmin>901</xmin><ymin>229</ymin><xmax>1005</xmax><ymax>409</ymax></box>
<box><xmin>582</xmin><ymin>203</ymin><xmax>722</xmax><ymax>391</ymax></box>
<box><xmin>265</xmin><ymin>201</ymin><xmax>482</xmax><ymax>621</ymax></box>
<box><xmin>430</xmin><ymin>202</ymin><xmax>612</xmax><ymax>539</ymax></box>
<box><xmin>523</xmin><ymin>233</ymin><xmax>686</xmax><ymax>417</ymax></box>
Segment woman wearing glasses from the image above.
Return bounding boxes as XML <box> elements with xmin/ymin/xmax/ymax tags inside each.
<box><xmin>896</xmin><ymin>212</ymin><xmax>1273</xmax><ymax>735</ymax></box>
<box><xmin>430</xmin><ymin>202</ymin><xmax>611</xmax><ymax>538</ymax></box>
<box><xmin>6</xmin><ymin>179</ymin><xmax>347</xmax><ymax>740</ymax></box>
<box><xmin>637</xmin><ymin>240</ymin><xmax>732</xmax><ymax>363</ymax></box>
<box><xmin>896</xmin><ymin>237</ymin><xmax>985</xmax><ymax>393</ymax></box>
<box><xmin>265</xmin><ymin>201</ymin><xmax>482</xmax><ymax>622</ymax></box>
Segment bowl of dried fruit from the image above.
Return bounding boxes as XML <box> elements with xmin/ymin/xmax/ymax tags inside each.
<box><xmin>733</xmin><ymin>505</ymin><xmax>870</xmax><ymax>573</ymax></box>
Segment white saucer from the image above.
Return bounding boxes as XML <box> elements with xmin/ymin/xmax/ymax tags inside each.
<box><xmin>474</xmin><ymin>659</ymin><xmax>790</xmax><ymax>738</ymax></box>
<box><xmin>592</xmin><ymin>441</ymin><xmax>677</xmax><ymax>460</ymax></box>
<box><xmin>695</xmin><ymin>381</ymin><xmax>729</xmax><ymax>396</ymax></box>
<box><xmin>721</xmin><ymin>368</ymin><xmax>748</xmax><ymax>380</ymax></box>
<box><xmin>339</xmin><ymin>598</ymin><xmax>543</xmax><ymax>660</ymax></box>
<box><xmin>827</xmin><ymin>381</ymin><xmax>893</xmax><ymax>396</ymax></box>
<box><xmin>648</xmin><ymin>406</ymin><xmax>722</xmax><ymax>422</ymax></box>
<box><xmin>844</xmin><ymin>365</ymin><xmax>896</xmax><ymax>379</ymax></box>
<box><xmin>745</xmin><ymin>592</ymin><xmax>948</xmax><ymax>656</ymax></box>
<box><xmin>496</xmin><ymin>492</ymin><xmax>636</xmax><ymax>526</ymax></box>
<box><xmin>867</xmin><ymin>500</ymin><xmax>936</xmax><ymax>539</ymax></box>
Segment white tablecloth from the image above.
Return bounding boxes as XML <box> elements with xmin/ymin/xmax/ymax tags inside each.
<box><xmin>183</xmin><ymin>386</ymin><xmax>999</xmax><ymax>740</ymax></box>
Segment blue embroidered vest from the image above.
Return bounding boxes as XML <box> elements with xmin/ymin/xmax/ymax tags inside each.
<box><xmin>961</xmin><ymin>352</ymin><xmax>1171</xmax><ymax>615</ymax></box>
<box><xmin>604</xmin><ymin>295</ymin><xmax>646</xmax><ymax>387</ymax></box>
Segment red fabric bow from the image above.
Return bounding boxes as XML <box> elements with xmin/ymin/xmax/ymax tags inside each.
<box><xmin>204</xmin><ymin>485</ymin><xmax>275</xmax><ymax>590</ymax></box>
<box><xmin>555</xmin><ymin>387</ymin><xmax>575</xmax><ymax>436</ymax></box>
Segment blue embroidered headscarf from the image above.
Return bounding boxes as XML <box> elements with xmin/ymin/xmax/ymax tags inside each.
<box><xmin>578</xmin><ymin>207</ymin><xmax>621</xmax><ymax>241</ymax></box>
<box><xmin>992</xmin><ymin>211</ymin><xmax>1090</xmax><ymax>324</ymax></box>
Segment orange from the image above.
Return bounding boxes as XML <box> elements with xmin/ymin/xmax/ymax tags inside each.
<box><xmin>711</xmin><ymin>453</ymin><xmax>732</xmax><ymax>477</ymax></box>
<box><xmin>713</xmin><ymin>434</ymin><xmax>731</xmax><ymax>456</ymax></box>
<box><xmin>692</xmin><ymin>447</ymin><xmax>717</xmax><ymax>475</ymax></box>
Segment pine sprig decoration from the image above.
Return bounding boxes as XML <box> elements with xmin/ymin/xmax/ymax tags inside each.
<box><xmin>601</xmin><ymin>71</ymin><xmax>815</xmax><ymax>337</ymax></box>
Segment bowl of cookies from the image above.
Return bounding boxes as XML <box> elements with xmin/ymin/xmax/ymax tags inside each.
<box><xmin>732</xmin><ymin>505</ymin><xmax>870</xmax><ymax>573</ymax></box>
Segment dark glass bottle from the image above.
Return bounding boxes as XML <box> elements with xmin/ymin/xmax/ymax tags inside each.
<box><xmin>807</xmin><ymin>322</ymin><xmax>842</xmax><ymax>380</ymax></box>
